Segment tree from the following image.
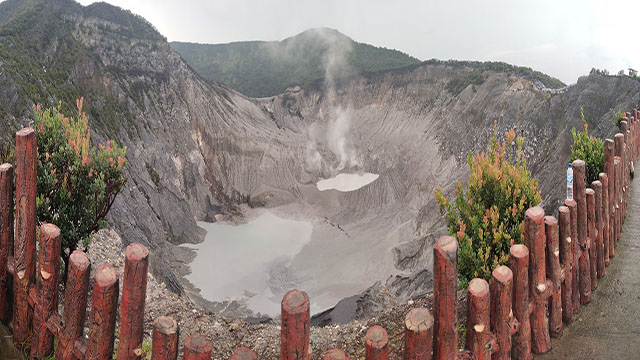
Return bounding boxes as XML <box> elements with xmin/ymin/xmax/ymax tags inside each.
<box><xmin>435</xmin><ymin>122</ymin><xmax>541</xmax><ymax>287</ymax></box>
<box><xmin>34</xmin><ymin>98</ymin><xmax>127</xmax><ymax>273</ymax></box>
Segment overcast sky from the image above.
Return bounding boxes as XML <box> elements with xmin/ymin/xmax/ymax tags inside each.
<box><xmin>74</xmin><ymin>0</ymin><xmax>639</xmax><ymax>85</ymax></box>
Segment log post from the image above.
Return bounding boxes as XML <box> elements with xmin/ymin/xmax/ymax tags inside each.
<box><xmin>465</xmin><ymin>279</ymin><xmax>489</xmax><ymax>351</ymax></box>
<box><xmin>586</xmin><ymin>189</ymin><xmax>597</xmax><ymax>291</ymax></box>
<box><xmin>572</xmin><ymin>160</ymin><xmax>591</xmax><ymax>304</ymax></box>
<box><xmin>231</xmin><ymin>347</ymin><xmax>259</xmax><ymax>360</ymax></box>
<box><xmin>593</xmin><ymin>180</ymin><xmax>605</xmax><ymax>278</ymax></box>
<box><xmin>491</xmin><ymin>266</ymin><xmax>515</xmax><ymax>360</ymax></box>
<box><xmin>118</xmin><ymin>243</ymin><xmax>150</xmax><ymax>360</ymax></box>
<box><xmin>600</xmin><ymin>173</ymin><xmax>610</xmax><ymax>267</ymax></box>
<box><xmin>510</xmin><ymin>244</ymin><xmax>531</xmax><ymax>360</ymax></box>
<box><xmin>614</xmin><ymin>156</ymin><xmax>621</xmax><ymax>246</ymax></box>
<box><xmin>365</xmin><ymin>326</ymin><xmax>389</xmax><ymax>360</ymax></box>
<box><xmin>433</xmin><ymin>236</ymin><xmax>457</xmax><ymax>360</ymax></box>
<box><xmin>31</xmin><ymin>224</ymin><xmax>61</xmax><ymax>358</ymax></box>
<box><xmin>55</xmin><ymin>250</ymin><xmax>91</xmax><ymax>360</ymax></box>
<box><xmin>231</xmin><ymin>347</ymin><xmax>258</xmax><ymax>360</ymax></box>
<box><xmin>151</xmin><ymin>316</ymin><xmax>179</xmax><ymax>360</ymax></box>
<box><xmin>615</xmin><ymin>132</ymin><xmax>624</xmax><ymax>231</ymax></box>
<box><xmin>558</xmin><ymin>206</ymin><xmax>572</xmax><ymax>323</ymax></box>
<box><xmin>524</xmin><ymin>206</ymin><xmax>552</xmax><ymax>354</ymax></box>
<box><xmin>183</xmin><ymin>334</ymin><xmax>213</xmax><ymax>360</ymax></box>
<box><xmin>621</xmin><ymin>121</ymin><xmax>629</xmax><ymax>210</ymax></box>
<box><xmin>564</xmin><ymin>199</ymin><xmax>580</xmax><ymax>313</ymax></box>
<box><xmin>12</xmin><ymin>127</ymin><xmax>37</xmax><ymax>347</ymax></box>
<box><xmin>604</xmin><ymin>139</ymin><xmax>615</xmax><ymax>260</ymax></box>
<box><xmin>0</xmin><ymin>163</ymin><xmax>13</xmax><ymax>324</ymax></box>
<box><xmin>86</xmin><ymin>264</ymin><xmax>119</xmax><ymax>359</ymax></box>
<box><xmin>325</xmin><ymin>348</ymin><xmax>350</xmax><ymax>360</ymax></box>
<box><xmin>281</xmin><ymin>289</ymin><xmax>311</xmax><ymax>360</ymax></box>
<box><xmin>544</xmin><ymin>216</ymin><xmax>562</xmax><ymax>337</ymax></box>
<box><xmin>404</xmin><ymin>307</ymin><xmax>433</xmax><ymax>360</ymax></box>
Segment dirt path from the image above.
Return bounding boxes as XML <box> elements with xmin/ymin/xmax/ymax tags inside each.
<box><xmin>541</xmin><ymin>174</ymin><xmax>640</xmax><ymax>359</ymax></box>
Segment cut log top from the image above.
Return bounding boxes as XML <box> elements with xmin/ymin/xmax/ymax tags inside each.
<box><xmin>593</xmin><ymin>180</ymin><xmax>602</xmax><ymax>188</ymax></box>
<box><xmin>0</xmin><ymin>163</ymin><xmax>12</xmax><ymax>171</ymax></box>
<box><xmin>125</xmin><ymin>243</ymin><xmax>149</xmax><ymax>261</ymax></box>
<box><xmin>435</xmin><ymin>235</ymin><xmax>458</xmax><ymax>258</ymax></box>
<box><xmin>324</xmin><ymin>348</ymin><xmax>349</xmax><ymax>360</ymax></box>
<box><xmin>95</xmin><ymin>264</ymin><xmax>118</xmax><ymax>287</ymax></box>
<box><xmin>492</xmin><ymin>265</ymin><xmax>513</xmax><ymax>282</ymax></box>
<box><xmin>282</xmin><ymin>289</ymin><xmax>309</xmax><ymax>314</ymax></box>
<box><xmin>572</xmin><ymin>159</ymin><xmax>585</xmax><ymax>170</ymax></box>
<box><xmin>16</xmin><ymin>127</ymin><xmax>35</xmax><ymax>137</ymax></box>
<box><xmin>184</xmin><ymin>334</ymin><xmax>213</xmax><ymax>352</ymax></box>
<box><xmin>559</xmin><ymin>206</ymin><xmax>569</xmax><ymax>215</ymax></box>
<box><xmin>586</xmin><ymin>188</ymin><xmax>595</xmax><ymax>196</ymax></box>
<box><xmin>606</xmin><ymin>139</ymin><xmax>615</xmax><ymax>150</ymax></box>
<box><xmin>365</xmin><ymin>326</ymin><xmax>388</xmax><ymax>347</ymax></box>
<box><xmin>615</xmin><ymin>133</ymin><xmax>625</xmax><ymax>141</ymax></box>
<box><xmin>544</xmin><ymin>216</ymin><xmax>558</xmax><ymax>226</ymax></box>
<box><xmin>40</xmin><ymin>223</ymin><xmax>60</xmax><ymax>238</ymax></box>
<box><xmin>69</xmin><ymin>250</ymin><xmax>90</xmax><ymax>271</ymax></box>
<box><xmin>564</xmin><ymin>199</ymin><xmax>577</xmax><ymax>208</ymax></box>
<box><xmin>405</xmin><ymin>307</ymin><xmax>434</xmax><ymax>332</ymax></box>
<box><xmin>510</xmin><ymin>244</ymin><xmax>529</xmax><ymax>259</ymax></box>
<box><xmin>153</xmin><ymin>316</ymin><xmax>178</xmax><ymax>335</ymax></box>
<box><xmin>468</xmin><ymin>278</ymin><xmax>489</xmax><ymax>297</ymax></box>
<box><xmin>230</xmin><ymin>347</ymin><xmax>258</xmax><ymax>360</ymax></box>
<box><xmin>526</xmin><ymin>206</ymin><xmax>545</xmax><ymax>222</ymax></box>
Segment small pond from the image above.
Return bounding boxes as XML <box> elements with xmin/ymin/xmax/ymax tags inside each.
<box><xmin>316</xmin><ymin>172</ymin><xmax>379</xmax><ymax>192</ymax></box>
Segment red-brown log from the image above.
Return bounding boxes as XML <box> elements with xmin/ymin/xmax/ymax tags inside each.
<box><xmin>465</xmin><ymin>278</ymin><xmax>489</xmax><ymax>352</ymax></box>
<box><xmin>614</xmin><ymin>156</ymin><xmax>621</xmax><ymax>247</ymax></box>
<box><xmin>586</xmin><ymin>188</ymin><xmax>597</xmax><ymax>291</ymax></box>
<box><xmin>365</xmin><ymin>325</ymin><xmax>389</xmax><ymax>360</ymax></box>
<box><xmin>491</xmin><ymin>265</ymin><xmax>515</xmax><ymax>360</ymax></box>
<box><xmin>118</xmin><ymin>243</ymin><xmax>150</xmax><ymax>360</ymax></box>
<box><xmin>544</xmin><ymin>216</ymin><xmax>562</xmax><ymax>337</ymax></box>
<box><xmin>12</xmin><ymin>127</ymin><xmax>37</xmax><ymax>347</ymax></box>
<box><xmin>524</xmin><ymin>206</ymin><xmax>552</xmax><ymax>354</ymax></box>
<box><xmin>87</xmin><ymin>264</ymin><xmax>119</xmax><ymax>359</ymax></box>
<box><xmin>604</xmin><ymin>139</ymin><xmax>615</xmax><ymax>260</ymax></box>
<box><xmin>404</xmin><ymin>307</ymin><xmax>433</xmax><ymax>360</ymax></box>
<box><xmin>564</xmin><ymin>199</ymin><xmax>580</xmax><ymax>313</ymax></box>
<box><xmin>510</xmin><ymin>244</ymin><xmax>531</xmax><ymax>360</ymax></box>
<box><xmin>151</xmin><ymin>316</ymin><xmax>179</xmax><ymax>360</ymax></box>
<box><xmin>572</xmin><ymin>160</ymin><xmax>591</xmax><ymax>304</ymax></box>
<box><xmin>433</xmin><ymin>236</ymin><xmax>457</xmax><ymax>360</ymax></box>
<box><xmin>56</xmin><ymin>250</ymin><xmax>91</xmax><ymax>360</ymax></box>
<box><xmin>600</xmin><ymin>173</ymin><xmax>610</xmax><ymax>267</ymax></box>
<box><xmin>0</xmin><ymin>163</ymin><xmax>13</xmax><ymax>324</ymax></box>
<box><xmin>324</xmin><ymin>348</ymin><xmax>350</xmax><ymax>360</ymax></box>
<box><xmin>31</xmin><ymin>224</ymin><xmax>61</xmax><ymax>358</ymax></box>
<box><xmin>468</xmin><ymin>323</ymin><xmax>496</xmax><ymax>360</ymax></box>
<box><xmin>183</xmin><ymin>334</ymin><xmax>213</xmax><ymax>360</ymax></box>
<box><xmin>558</xmin><ymin>206</ymin><xmax>572</xmax><ymax>323</ymax></box>
<box><xmin>593</xmin><ymin>180</ymin><xmax>605</xmax><ymax>278</ymax></box>
<box><xmin>281</xmin><ymin>289</ymin><xmax>310</xmax><ymax>360</ymax></box>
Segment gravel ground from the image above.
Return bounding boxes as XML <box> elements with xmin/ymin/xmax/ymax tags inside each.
<box><xmin>85</xmin><ymin>229</ymin><xmax>468</xmax><ymax>359</ymax></box>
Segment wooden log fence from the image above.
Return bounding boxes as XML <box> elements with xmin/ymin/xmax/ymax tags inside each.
<box><xmin>0</xmin><ymin>110</ymin><xmax>637</xmax><ymax>359</ymax></box>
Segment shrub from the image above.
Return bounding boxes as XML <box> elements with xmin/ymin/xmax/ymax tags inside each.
<box><xmin>0</xmin><ymin>141</ymin><xmax>14</xmax><ymax>164</ymax></box>
<box><xmin>570</xmin><ymin>108</ymin><xmax>604</xmax><ymax>184</ymax></box>
<box><xmin>435</xmin><ymin>122</ymin><xmax>541</xmax><ymax>287</ymax></box>
<box><xmin>34</xmin><ymin>98</ymin><xmax>127</xmax><ymax>271</ymax></box>
<box><xmin>613</xmin><ymin>109</ymin><xmax>625</xmax><ymax>127</ymax></box>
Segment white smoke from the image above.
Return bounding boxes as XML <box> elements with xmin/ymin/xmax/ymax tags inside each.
<box><xmin>304</xmin><ymin>28</ymin><xmax>360</xmax><ymax>172</ymax></box>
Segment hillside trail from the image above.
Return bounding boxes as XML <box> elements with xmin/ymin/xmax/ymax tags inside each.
<box><xmin>540</xmin><ymin>172</ymin><xmax>640</xmax><ymax>359</ymax></box>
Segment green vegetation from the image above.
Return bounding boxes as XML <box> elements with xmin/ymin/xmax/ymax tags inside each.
<box><xmin>435</xmin><ymin>123</ymin><xmax>541</xmax><ymax>287</ymax></box>
<box><xmin>614</xmin><ymin>109</ymin><xmax>626</xmax><ymax>127</ymax></box>
<box><xmin>431</xmin><ymin>59</ymin><xmax>565</xmax><ymax>93</ymax></box>
<box><xmin>446</xmin><ymin>69</ymin><xmax>486</xmax><ymax>95</ymax></box>
<box><xmin>34</xmin><ymin>100</ymin><xmax>127</xmax><ymax>272</ymax></box>
<box><xmin>570</xmin><ymin>108</ymin><xmax>604</xmax><ymax>184</ymax></box>
<box><xmin>171</xmin><ymin>28</ymin><xmax>421</xmax><ymax>97</ymax></box>
<box><xmin>146</xmin><ymin>161</ymin><xmax>160</xmax><ymax>187</ymax></box>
